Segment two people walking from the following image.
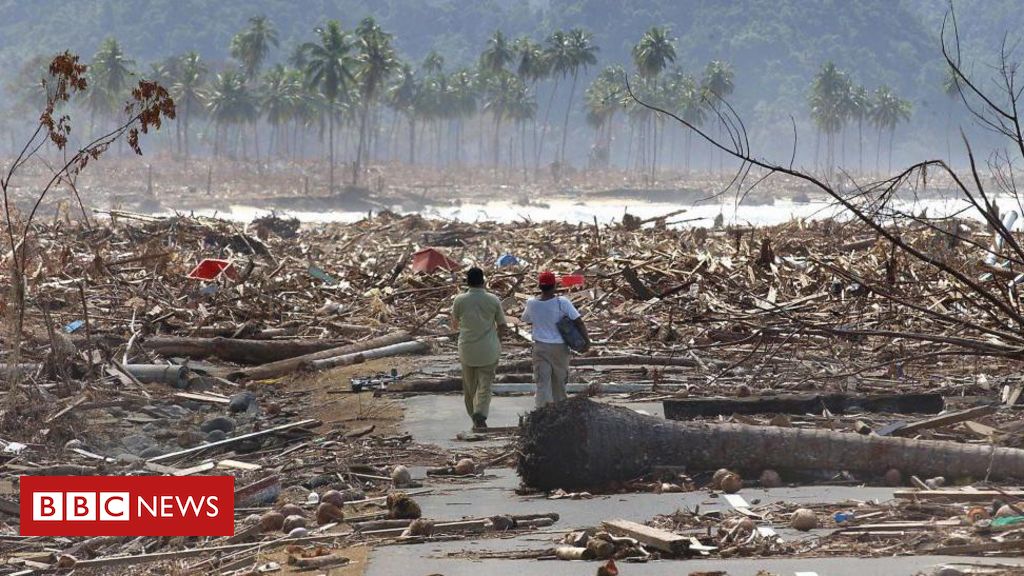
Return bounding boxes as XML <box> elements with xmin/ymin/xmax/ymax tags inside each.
<box><xmin>451</xmin><ymin>267</ymin><xmax>590</xmax><ymax>428</ymax></box>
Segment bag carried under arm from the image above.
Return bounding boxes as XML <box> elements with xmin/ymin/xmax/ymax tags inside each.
<box><xmin>555</xmin><ymin>297</ymin><xmax>587</xmax><ymax>352</ymax></box>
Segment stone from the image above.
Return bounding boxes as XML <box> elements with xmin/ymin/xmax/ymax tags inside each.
<box><xmin>140</xmin><ymin>447</ymin><xmax>164</xmax><ymax>459</ymax></box>
<box><xmin>122</xmin><ymin>434</ymin><xmax>153</xmax><ymax>455</ymax></box>
<box><xmin>391</xmin><ymin>465</ymin><xmax>412</xmax><ymax>487</ymax></box>
<box><xmin>282</xmin><ymin>514</ymin><xmax>307</xmax><ymax>532</ymax></box>
<box><xmin>205</xmin><ymin>429</ymin><xmax>227</xmax><ymax>443</ymax></box>
<box><xmin>200</xmin><ymin>416</ymin><xmax>235</xmax><ymax>434</ymax></box>
<box><xmin>117</xmin><ymin>453</ymin><xmax>142</xmax><ymax>465</ymax></box>
<box><xmin>177</xmin><ymin>430</ymin><xmax>205</xmax><ymax>448</ymax></box>
<box><xmin>229</xmin><ymin>392</ymin><xmax>256</xmax><ymax>413</ymax></box>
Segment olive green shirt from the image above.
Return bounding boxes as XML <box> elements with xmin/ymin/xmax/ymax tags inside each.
<box><xmin>452</xmin><ymin>287</ymin><xmax>507</xmax><ymax>367</ymax></box>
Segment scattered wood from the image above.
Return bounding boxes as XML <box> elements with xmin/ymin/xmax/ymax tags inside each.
<box><xmin>663</xmin><ymin>392</ymin><xmax>944</xmax><ymax>419</ymax></box>
<box><xmin>888</xmin><ymin>405</ymin><xmax>999</xmax><ymax>437</ymax></box>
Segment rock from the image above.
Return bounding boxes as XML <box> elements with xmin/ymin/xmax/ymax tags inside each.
<box><xmin>736</xmin><ymin>384</ymin><xmax>751</xmax><ymax>398</ymax></box>
<box><xmin>279</xmin><ymin>503</ymin><xmax>305</xmax><ymax>518</ymax></box>
<box><xmin>56</xmin><ymin>554</ymin><xmax>77</xmax><ymax>569</ymax></box>
<box><xmin>205</xmin><ymin>429</ymin><xmax>227</xmax><ymax>443</ymax></box>
<box><xmin>287</xmin><ymin>526</ymin><xmax>309</xmax><ymax>538</ymax></box>
<box><xmin>489</xmin><ymin>515</ymin><xmax>516</xmax><ymax>531</ymax></box>
<box><xmin>200</xmin><ymin>416</ymin><xmax>236</xmax><ymax>434</ymax></box>
<box><xmin>259</xmin><ymin>511</ymin><xmax>285</xmax><ymax>532</ymax></box>
<box><xmin>122</xmin><ymin>434</ymin><xmax>153</xmax><ymax>455</ymax></box>
<box><xmin>720</xmin><ymin>472</ymin><xmax>742</xmax><ymax>494</ymax></box>
<box><xmin>790</xmin><ymin>508</ymin><xmax>818</xmax><ymax>531</ymax></box>
<box><xmin>769</xmin><ymin>414</ymin><xmax>791</xmax><ymax>427</ymax></box>
<box><xmin>884</xmin><ymin>468</ymin><xmax>903</xmax><ymax>487</ymax></box>
<box><xmin>64</xmin><ymin>439</ymin><xmax>83</xmax><ymax>451</ymax></box>
<box><xmin>759</xmin><ymin>469</ymin><xmax>782</xmax><ymax>488</ymax></box>
<box><xmin>177</xmin><ymin>430</ymin><xmax>205</xmax><ymax>448</ymax></box>
<box><xmin>244</xmin><ymin>513</ymin><xmax>260</xmax><ymax>524</ymax></box>
<box><xmin>316</xmin><ymin>502</ymin><xmax>345</xmax><ymax>525</ymax></box>
<box><xmin>282</xmin><ymin>515</ymin><xmax>307</xmax><ymax>532</ymax></box>
<box><xmin>229</xmin><ymin>392</ymin><xmax>256</xmax><ymax>413</ymax></box>
<box><xmin>933</xmin><ymin>566</ymin><xmax>966</xmax><ymax>576</ymax></box>
<box><xmin>116</xmin><ymin>453</ymin><xmax>142</xmax><ymax>465</ymax></box>
<box><xmin>454</xmin><ymin>458</ymin><xmax>476</xmax><ymax>476</ymax></box>
<box><xmin>264</xmin><ymin>402</ymin><xmax>282</xmax><ymax>416</ymax></box>
<box><xmin>139</xmin><ymin>447</ymin><xmax>163</xmax><ymax>459</ymax></box>
<box><xmin>391</xmin><ymin>465</ymin><xmax>412</xmax><ymax>487</ymax></box>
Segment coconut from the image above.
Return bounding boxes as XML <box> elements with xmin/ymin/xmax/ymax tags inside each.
<box><xmin>883</xmin><ymin>468</ymin><xmax>903</xmax><ymax>487</ymax></box>
<box><xmin>56</xmin><ymin>554</ymin><xmax>77</xmax><ymax>569</ymax></box>
<box><xmin>790</xmin><ymin>508</ymin><xmax>818</xmax><ymax>531</ymax></box>
<box><xmin>736</xmin><ymin>384</ymin><xmax>751</xmax><ymax>398</ymax></box>
<box><xmin>711</xmin><ymin>468</ymin><xmax>732</xmax><ymax>489</ymax></box>
<box><xmin>278</xmin><ymin>503</ymin><xmax>305</xmax><ymax>518</ymax></box>
<box><xmin>282</xmin><ymin>514</ymin><xmax>307</xmax><ymax>533</ymax></box>
<box><xmin>321</xmin><ymin>489</ymin><xmax>346</xmax><ymax>507</ymax></box>
<box><xmin>316</xmin><ymin>502</ymin><xmax>345</xmax><ymax>525</ymax></box>
<box><xmin>454</xmin><ymin>458</ymin><xmax>476</xmax><ymax>475</ymax></box>
<box><xmin>759</xmin><ymin>469</ymin><xmax>782</xmax><ymax>488</ymax></box>
<box><xmin>586</xmin><ymin>537</ymin><xmax>616</xmax><ymax>559</ymax></box>
<box><xmin>391</xmin><ymin>465</ymin><xmax>412</xmax><ymax>486</ymax></box>
<box><xmin>287</xmin><ymin>526</ymin><xmax>309</xmax><ymax>538</ymax></box>
<box><xmin>259</xmin><ymin>511</ymin><xmax>285</xmax><ymax>532</ymax></box>
<box><xmin>720</xmin><ymin>472</ymin><xmax>743</xmax><ymax>494</ymax></box>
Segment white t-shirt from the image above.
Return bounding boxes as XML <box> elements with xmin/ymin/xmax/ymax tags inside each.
<box><xmin>522</xmin><ymin>296</ymin><xmax>581</xmax><ymax>344</ymax></box>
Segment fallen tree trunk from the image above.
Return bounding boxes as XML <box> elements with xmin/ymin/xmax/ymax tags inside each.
<box><xmin>307</xmin><ymin>340</ymin><xmax>429</xmax><ymax>371</ymax></box>
<box><xmin>123</xmin><ymin>364</ymin><xmax>189</xmax><ymax>388</ymax></box>
<box><xmin>143</xmin><ymin>336</ymin><xmax>350</xmax><ymax>364</ymax></box>
<box><xmin>517</xmin><ymin>397</ymin><xmax>1024</xmax><ymax>490</ymax></box>
<box><xmin>231</xmin><ymin>332</ymin><xmax>410</xmax><ymax>381</ymax></box>
<box><xmin>496</xmin><ymin>355</ymin><xmax>716</xmax><ymax>374</ymax></box>
<box><xmin>663</xmin><ymin>392</ymin><xmax>944</xmax><ymax>419</ymax></box>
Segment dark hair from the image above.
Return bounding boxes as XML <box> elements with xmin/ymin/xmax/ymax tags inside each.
<box><xmin>466</xmin><ymin>267</ymin><xmax>485</xmax><ymax>287</ymax></box>
<box><xmin>539</xmin><ymin>282</ymin><xmax>556</xmax><ymax>292</ymax></box>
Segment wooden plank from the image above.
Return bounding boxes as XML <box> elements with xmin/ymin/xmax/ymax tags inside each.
<box><xmin>173</xmin><ymin>462</ymin><xmax>216</xmax><ymax>476</ymax></box>
<box><xmin>174</xmin><ymin>392</ymin><xmax>231</xmax><ymax>405</ymax></box>
<box><xmin>895</xmin><ymin>489</ymin><xmax>1024</xmax><ymax>502</ymax></box>
<box><xmin>147</xmin><ymin>419</ymin><xmax>316</xmax><ymax>463</ymax></box>
<box><xmin>145</xmin><ymin>462</ymin><xmax>183</xmax><ymax>475</ymax></box>
<box><xmin>891</xmin><ymin>405</ymin><xmax>998</xmax><ymax>437</ymax></box>
<box><xmin>602</xmin><ymin>519</ymin><xmax>689</xmax><ymax>555</ymax></box>
<box><xmin>964</xmin><ymin>420</ymin><xmax>1001</xmax><ymax>437</ymax></box>
<box><xmin>217</xmin><ymin>459</ymin><xmax>262</xmax><ymax>471</ymax></box>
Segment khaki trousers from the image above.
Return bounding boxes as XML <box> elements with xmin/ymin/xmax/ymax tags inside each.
<box><xmin>533</xmin><ymin>342</ymin><xmax>570</xmax><ymax>407</ymax></box>
<box><xmin>461</xmin><ymin>362</ymin><xmax>496</xmax><ymax>419</ymax></box>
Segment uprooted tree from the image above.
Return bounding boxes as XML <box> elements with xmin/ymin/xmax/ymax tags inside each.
<box><xmin>1</xmin><ymin>52</ymin><xmax>174</xmax><ymax>418</ymax></box>
<box><xmin>624</xmin><ymin>7</ymin><xmax>1024</xmax><ymax>376</ymax></box>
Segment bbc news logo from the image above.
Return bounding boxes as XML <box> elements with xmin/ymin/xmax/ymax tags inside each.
<box><xmin>20</xmin><ymin>476</ymin><xmax>234</xmax><ymax>536</ymax></box>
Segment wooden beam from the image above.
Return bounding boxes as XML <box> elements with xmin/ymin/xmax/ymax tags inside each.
<box><xmin>602</xmin><ymin>519</ymin><xmax>689</xmax><ymax>555</ymax></box>
<box><xmin>146</xmin><ymin>420</ymin><xmax>316</xmax><ymax>463</ymax></box>
<box><xmin>891</xmin><ymin>405</ymin><xmax>998</xmax><ymax>437</ymax></box>
<box><xmin>663</xmin><ymin>392</ymin><xmax>944</xmax><ymax>419</ymax></box>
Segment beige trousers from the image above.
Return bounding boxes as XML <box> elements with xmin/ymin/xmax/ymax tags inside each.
<box><xmin>533</xmin><ymin>342</ymin><xmax>570</xmax><ymax>407</ymax></box>
<box><xmin>461</xmin><ymin>362</ymin><xmax>496</xmax><ymax>419</ymax></box>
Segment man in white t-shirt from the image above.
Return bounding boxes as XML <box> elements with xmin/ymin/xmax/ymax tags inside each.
<box><xmin>521</xmin><ymin>270</ymin><xmax>590</xmax><ymax>407</ymax></box>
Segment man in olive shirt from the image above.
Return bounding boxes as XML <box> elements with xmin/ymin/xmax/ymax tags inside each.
<box><xmin>451</xmin><ymin>267</ymin><xmax>507</xmax><ymax>428</ymax></box>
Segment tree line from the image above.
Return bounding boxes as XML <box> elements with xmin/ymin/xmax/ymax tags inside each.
<box><xmin>7</xmin><ymin>15</ymin><xmax>920</xmax><ymax>191</ymax></box>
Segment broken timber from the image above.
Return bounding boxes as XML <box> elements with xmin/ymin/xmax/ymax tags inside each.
<box><xmin>884</xmin><ymin>404</ymin><xmax>998</xmax><ymax>437</ymax></box>
<box><xmin>663</xmin><ymin>392</ymin><xmax>944</xmax><ymax>419</ymax></box>
<box><xmin>602</xmin><ymin>519</ymin><xmax>689</xmax><ymax>555</ymax></box>
<box><xmin>147</xmin><ymin>420</ymin><xmax>316</xmax><ymax>463</ymax></box>
<box><xmin>231</xmin><ymin>332</ymin><xmax>412</xmax><ymax>381</ymax></box>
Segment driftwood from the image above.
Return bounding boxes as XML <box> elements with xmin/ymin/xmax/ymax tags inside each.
<box><xmin>231</xmin><ymin>332</ymin><xmax>411</xmax><ymax>381</ymax></box>
<box><xmin>662</xmin><ymin>392</ymin><xmax>945</xmax><ymax>419</ymax></box>
<box><xmin>307</xmin><ymin>340</ymin><xmax>429</xmax><ymax>371</ymax></box>
<box><xmin>143</xmin><ymin>336</ymin><xmax>350</xmax><ymax>364</ymax></box>
<box><xmin>147</xmin><ymin>419</ymin><xmax>317</xmax><ymax>463</ymax></box>
<box><xmin>518</xmin><ymin>397</ymin><xmax>1024</xmax><ymax>490</ymax></box>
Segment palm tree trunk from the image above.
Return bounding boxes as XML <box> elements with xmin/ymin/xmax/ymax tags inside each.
<box><xmin>536</xmin><ymin>78</ymin><xmax>560</xmax><ymax>169</ymax></box>
<box><xmin>328</xmin><ymin>111</ymin><xmax>335</xmax><ymax>193</ymax></box>
<box><xmin>493</xmin><ymin>114</ymin><xmax>502</xmax><ymax>168</ymax></box>
<box><xmin>875</xmin><ymin>127</ymin><xmax>882</xmax><ymax>176</ymax></box>
<box><xmin>354</xmin><ymin>101</ymin><xmax>370</xmax><ymax>186</ymax></box>
<box><xmin>560</xmin><ymin>71</ymin><xmax>578</xmax><ymax>165</ymax></box>
<box><xmin>408</xmin><ymin>117</ymin><xmax>416</xmax><ymax>165</ymax></box>
<box><xmin>889</xmin><ymin>126</ymin><xmax>895</xmax><ymax>175</ymax></box>
<box><xmin>858</xmin><ymin>119</ymin><xmax>863</xmax><ymax>175</ymax></box>
<box><xmin>183</xmin><ymin>102</ymin><xmax>191</xmax><ymax>169</ymax></box>
<box><xmin>519</xmin><ymin>397</ymin><xmax>1024</xmax><ymax>490</ymax></box>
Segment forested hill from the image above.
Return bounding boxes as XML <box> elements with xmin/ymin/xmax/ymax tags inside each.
<box><xmin>0</xmin><ymin>0</ymin><xmax>1014</xmax><ymax>160</ymax></box>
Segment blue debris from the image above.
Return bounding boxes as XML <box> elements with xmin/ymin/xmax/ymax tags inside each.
<box><xmin>308</xmin><ymin>265</ymin><xmax>337</xmax><ymax>285</ymax></box>
<box><xmin>64</xmin><ymin>320</ymin><xmax>85</xmax><ymax>334</ymax></box>
<box><xmin>496</xmin><ymin>253</ymin><xmax>520</xmax><ymax>267</ymax></box>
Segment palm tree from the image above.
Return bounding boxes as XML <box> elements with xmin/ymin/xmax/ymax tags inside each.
<box><xmin>483</xmin><ymin>70</ymin><xmax>529</xmax><ymax>168</ymax></box>
<box><xmin>556</xmin><ymin>28</ymin><xmax>598</xmax><ymax>166</ymax></box>
<box><xmin>632</xmin><ymin>26</ymin><xmax>676</xmax><ymax>180</ymax></box>
<box><xmin>481</xmin><ymin>30</ymin><xmax>515</xmax><ymax>74</ymax></box>
<box><xmin>302</xmin><ymin>20</ymin><xmax>356</xmax><ymax>193</ymax></box>
<box><xmin>447</xmin><ymin>68</ymin><xmax>478</xmax><ymax>166</ymax></box>
<box><xmin>808</xmin><ymin>61</ymin><xmax>850</xmax><ymax>175</ymax></box>
<box><xmin>388</xmin><ymin>63</ymin><xmax>422</xmax><ymax>164</ymax></box>
<box><xmin>87</xmin><ymin>37</ymin><xmax>135</xmax><ymax>135</ymax></box>
<box><xmin>585</xmin><ymin>65</ymin><xmax>624</xmax><ymax>168</ymax></box>
<box><xmin>353</xmin><ymin>17</ymin><xmax>399</xmax><ymax>185</ymax></box>
<box><xmin>871</xmin><ymin>85</ymin><xmax>912</xmax><ymax>174</ymax></box>
<box><xmin>205</xmin><ymin>70</ymin><xmax>257</xmax><ymax>158</ymax></box>
<box><xmin>231</xmin><ymin>15</ymin><xmax>279</xmax><ymax>82</ymax></box>
<box><xmin>675</xmin><ymin>72</ymin><xmax>705</xmax><ymax>173</ymax></box>
<box><xmin>701</xmin><ymin>60</ymin><xmax>734</xmax><ymax>172</ymax></box>
<box><xmin>170</xmin><ymin>52</ymin><xmax>207</xmax><ymax>163</ymax></box>
<box><xmin>422</xmin><ymin>51</ymin><xmax>445</xmax><ymax>76</ymax></box>
<box><xmin>262</xmin><ymin>64</ymin><xmax>303</xmax><ymax>157</ymax></box>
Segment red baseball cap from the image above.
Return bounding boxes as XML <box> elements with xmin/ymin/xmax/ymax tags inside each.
<box><xmin>538</xmin><ymin>270</ymin><xmax>557</xmax><ymax>286</ymax></box>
